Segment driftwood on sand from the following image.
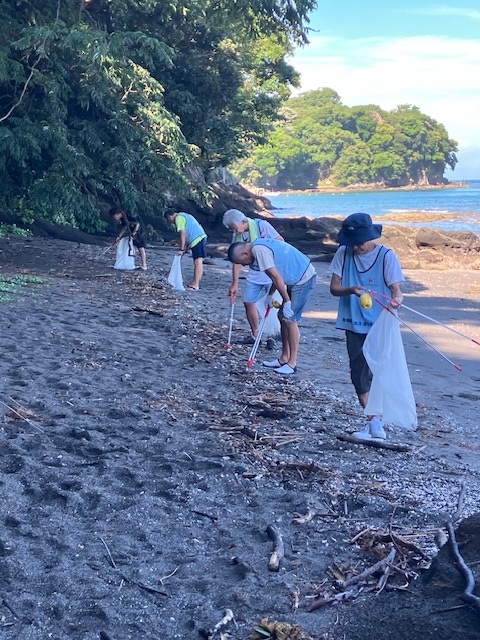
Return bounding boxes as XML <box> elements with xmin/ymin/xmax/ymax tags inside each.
<box><xmin>445</xmin><ymin>484</ymin><xmax>480</xmax><ymax>612</ymax></box>
<box><xmin>336</xmin><ymin>434</ymin><xmax>412</xmax><ymax>452</ymax></box>
<box><xmin>266</xmin><ymin>525</ymin><xmax>285</xmax><ymax>572</ymax></box>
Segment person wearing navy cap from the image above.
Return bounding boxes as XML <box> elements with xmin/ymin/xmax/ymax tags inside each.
<box><xmin>330</xmin><ymin>213</ymin><xmax>405</xmax><ymax>442</ymax></box>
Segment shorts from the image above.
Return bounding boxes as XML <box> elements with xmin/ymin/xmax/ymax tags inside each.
<box><xmin>191</xmin><ymin>238</ymin><xmax>207</xmax><ymax>260</ymax></box>
<box><xmin>133</xmin><ymin>235</ymin><xmax>147</xmax><ymax>250</ymax></box>
<box><xmin>345</xmin><ymin>330</ymin><xmax>372</xmax><ymax>395</ymax></box>
<box><xmin>278</xmin><ymin>274</ymin><xmax>316</xmax><ymax>323</ymax></box>
<box><xmin>243</xmin><ymin>281</ymin><xmax>270</xmax><ymax>304</ymax></box>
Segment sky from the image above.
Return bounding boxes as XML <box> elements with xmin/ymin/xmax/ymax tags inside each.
<box><xmin>291</xmin><ymin>0</ymin><xmax>480</xmax><ymax>179</ymax></box>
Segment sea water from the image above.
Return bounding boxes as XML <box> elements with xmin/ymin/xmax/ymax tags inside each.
<box><xmin>267</xmin><ymin>180</ymin><xmax>480</xmax><ymax>235</ymax></box>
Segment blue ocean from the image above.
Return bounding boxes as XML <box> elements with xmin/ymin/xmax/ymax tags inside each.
<box><xmin>267</xmin><ymin>180</ymin><xmax>480</xmax><ymax>235</ymax></box>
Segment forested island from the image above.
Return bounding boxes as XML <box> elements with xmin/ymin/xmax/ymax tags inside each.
<box><xmin>233</xmin><ymin>88</ymin><xmax>459</xmax><ymax>191</ymax></box>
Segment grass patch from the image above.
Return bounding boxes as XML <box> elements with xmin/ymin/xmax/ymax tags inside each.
<box><xmin>0</xmin><ymin>275</ymin><xmax>45</xmax><ymax>302</ymax></box>
<box><xmin>0</xmin><ymin>224</ymin><xmax>32</xmax><ymax>238</ymax></box>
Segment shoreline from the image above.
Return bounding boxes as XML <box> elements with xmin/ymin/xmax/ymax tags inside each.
<box><xmin>256</xmin><ymin>181</ymin><xmax>469</xmax><ymax>197</ymax></box>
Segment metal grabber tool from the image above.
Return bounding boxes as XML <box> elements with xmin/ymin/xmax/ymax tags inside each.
<box><xmin>246</xmin><ymin>299</ymin><xmax>281</xmax><ymax>367</ymax></box>
<box><xmin>226</xmin><ymin>296</ymin><xmax>236</xmax><ymax>349</ymax></box>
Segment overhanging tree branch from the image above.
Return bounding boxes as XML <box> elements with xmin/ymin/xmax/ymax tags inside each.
<box><xmin>0</xmin><ymin>55</ymin><xmax>41</xmax><ymax>124</ymax></box>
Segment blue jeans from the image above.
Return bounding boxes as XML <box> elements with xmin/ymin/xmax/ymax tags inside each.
<box><xmin>278</xmin><ymin>275</ymin><xmax>316</xmax><ymax>323</ymax></box>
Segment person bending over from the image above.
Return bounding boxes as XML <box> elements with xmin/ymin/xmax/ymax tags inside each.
<box><xmin>110</xmin><ymin>206</ymin><xmax>148</xmax><ymax>271</ymax></box>
<box><xmin>223</xmin><ymin>208</ymin><xmax>284</xmax><ymax>348</ymax></box>
<box><xmin>164</xmin><ymin>208</ymin><xmax>208</xmax><ymax>290</ymax></box>
<box><xmin>228</xmin><ymin>238</ymin><xmax>316</xmax><ymax>375</ymax></box>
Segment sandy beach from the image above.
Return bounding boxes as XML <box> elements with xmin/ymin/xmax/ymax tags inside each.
<box><xmin>0</xmin><ymin>236</ymin><xmax>479</xmax><ymax>640</ymax></box>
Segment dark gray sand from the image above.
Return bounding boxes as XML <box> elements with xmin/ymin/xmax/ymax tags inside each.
<box><xmin>0</xmin><ymin>237</ymin><xmax>479</xmax><ymax>639</ymax></box>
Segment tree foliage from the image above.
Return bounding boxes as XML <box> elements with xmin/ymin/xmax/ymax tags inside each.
<box><xmin>0</xmin><ymin>0</ymin><xmax>313</xmax><ymax>230</ymax></box>
<box><xmin>233</xmin><ymin>88</ymin><xmax>458</xmax><ymax>189</ymax></box>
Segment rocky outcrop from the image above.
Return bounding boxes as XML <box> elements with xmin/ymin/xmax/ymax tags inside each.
<box><xmin>2</xmin><ymin>180</ymin><xmax>480</xmax><ymax>269</ymax></box>
<box><xmin>260</xmin><ymin>215</ymin><xmax>341</xmax><ymax>259</ymax></box>
<box><xmin>380</xmin><ymin>226</ymin><xmax>480</xmax><ymax>270</ymax></box>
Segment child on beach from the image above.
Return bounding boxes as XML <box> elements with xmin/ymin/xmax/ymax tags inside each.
<box><xmin>110</xmin><ymin>207</ymin><xmax>148</xmax><ymax>271</ymax></box>
<box><xmin>329</xmin><ymin>212</ymin><xmax>404</xmax><ymax>442</ymax></box>
<box><xmin>164</xmin><ymin>208</ymin><xmax>207</xmax><ymax>290</ymax></box>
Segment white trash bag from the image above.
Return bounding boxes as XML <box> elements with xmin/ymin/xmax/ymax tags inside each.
<box><xmin>256</xmin><ymin>291</ymin><xmax>282</xmax><ymax>338</ymax></box>
<box><xmin>167</xmin><ymin>255</ymin><xmax>185</xmax><ymax>291</ymax></box>
<box><xmin>363</xmin><ymin>309</ymin><xmax>417</xmax><ymax>430</ymax></box>
<box><xmin>114</xmin><ymin>237</ymin><xmax>135</xmax><ymax>270</ymax></box>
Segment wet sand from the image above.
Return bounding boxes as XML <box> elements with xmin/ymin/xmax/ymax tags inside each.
<box><xmin>0</xmin><ymin>237</ymin><xmax>479</xmax><ymax>640</ymax></box>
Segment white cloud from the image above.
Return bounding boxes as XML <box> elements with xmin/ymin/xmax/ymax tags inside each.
<box><xmin>410</xmin><ymin>5</ymin><xmax>480</xmax><ymax>21</ymax></box>
<box><xmin>291</xmin><ymin>35</ymin><xmax>480</xmax><ymax>176</ymax></box>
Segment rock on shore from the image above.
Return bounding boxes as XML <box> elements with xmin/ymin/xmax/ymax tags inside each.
<box><xmin>2</xmin><ymin>180</ymin><xmax>480</xmax><ymax>269</ymax></box>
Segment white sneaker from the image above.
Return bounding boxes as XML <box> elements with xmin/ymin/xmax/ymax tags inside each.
<box><xmin>351</xmin><ymin>420</ymin><xmax>386</xmax><ymax>442</ymax></box>
<box><xmin>274</xmin><ymin>363</ymin><xmax>297</xmax><ymax>375</ymax></box>
<box><xmin>369</xmin><ymin>418</ymin><xmax>386</xmax><ymax>440</ymax></box>
<box><xmin>351</xmin><ymin>426</ymin><xmax>373</xmax><ymax>442</ymax></box>
<box><xmin>262</xmin><ymin>358</ymin><xmax>283</xmax><ymax>368</ymax></box>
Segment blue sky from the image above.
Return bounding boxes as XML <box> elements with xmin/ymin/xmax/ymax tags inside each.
<box><xmin>291</xmin><ymin>1</ymin><xmax>480</xmax><ymax>179</ymax></box>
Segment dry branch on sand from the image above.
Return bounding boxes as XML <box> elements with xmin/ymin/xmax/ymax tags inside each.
<box><xmin>337</xmin><ymin>433</ymin><xmax>412</xmax><ymax>452</ymax></box>
<box><xmin>1</xmin><ymin>399</ymin><xmax>44</xmax><ymax>432</ymax></box>
<box><xmin>199</xmin><ymin>609</ymin><xmax>235</xmax><ymax>639</ymax></box>
<box><xmin>307</xmin><ymin>524</ymin><xmax>433</xmax><ymax>612</ymax></box>
<box><xmin>266</xmin><ymin>525</ymin><xmax>284</xmax><ymax>572</ymax></box>
<box><xmin>445</xmin><ymin>484</ymin><xmax>480</xmax><ymax>612</ymax></box>
<box><xmin>1</xmin><ymin>400</ymin><xmax>40</xmax><ymax>422</ymax></box>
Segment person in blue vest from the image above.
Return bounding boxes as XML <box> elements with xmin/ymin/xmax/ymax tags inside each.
<box><xmin>330</xmin><ymin>213</ymin><xmax>404</xmax><ymax>442</ymax></box>
<box><xmin>164</xmin><ymin>208</ymin><xmax>207</xmax><ymax>290</ymax></box>
<box><xmin>223</xmin><ymin>208</ymin><xmax>284</xmax><ymax>348</ymax></box>
<box><xmin>227</xmin><ymin>238</ymin><xmax>316</xmax><ymax>375</ymax></box>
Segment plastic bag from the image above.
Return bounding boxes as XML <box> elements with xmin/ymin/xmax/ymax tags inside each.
<box><xmin>114</xmin><ymin>237</ymin><xmax>135</xmax><ymax>270</ymax></box>
<box><xmin>256</xmin><ymin>291</ymin><xmax>282</xmax><ymax>338</ymax></box>
<box><xmin>363</xmin><ymin>309</ymin><xmax>417</xmax><ymax>430</ymax></box>
<box><xmin>167</xmin><ymin>255</ymin><xmax>185</xmax><ymax>291</ymax></box>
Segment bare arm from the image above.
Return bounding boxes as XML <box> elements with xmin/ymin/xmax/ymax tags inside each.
<box><xmin>229</xmin><ymin>263</ymin><xmax>242</xmax><ymax>297</ymax></box>
<box><xmin>265</xmin><ymin>267</ymin><xmax>289</xmax><ymax>303</ymax></box>
<box><xmin>389</xmin><ymin>282</ymin><xmax>403</xmax><ymax>308</ymax></box>
<box><xmin>330</xmin><ymin>273</ymin><xmax>363</xmax><ymax>298</ymax></box>
<box><xmin>177</xmin><ymin>229</ymin><xmax>186</xmax><ymax>254</ymax></box>
<box><xmin>115</xmin><ymin>224</ymin><xmax>129</xmax><ymax>243</ymax></box>
<box><xmin>119</xmin><ymin>213</ymin><xmax>131</xmax><ymax>239</ymax></box>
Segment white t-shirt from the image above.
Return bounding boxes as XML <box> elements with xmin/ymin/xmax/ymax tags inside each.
<box><xmin>253</xmin><ymin>245</ymin><xmax>316</xmax><ymax>286</ymax></box>
<box><xmin>329</xmin><ymin>244</ymin><xmax>404</xmax><ymax>286</ymax></box>
<box><xmin>234</xmin><ymin>220</ymin><xmax>281</xmax><ymax>284</ymax></box>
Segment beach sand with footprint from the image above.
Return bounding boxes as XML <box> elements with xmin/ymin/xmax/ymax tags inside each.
<box><xmin>0</xmin><ymin>235</ymin><xmax>479</xmax><ymax>640</ymax></box>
